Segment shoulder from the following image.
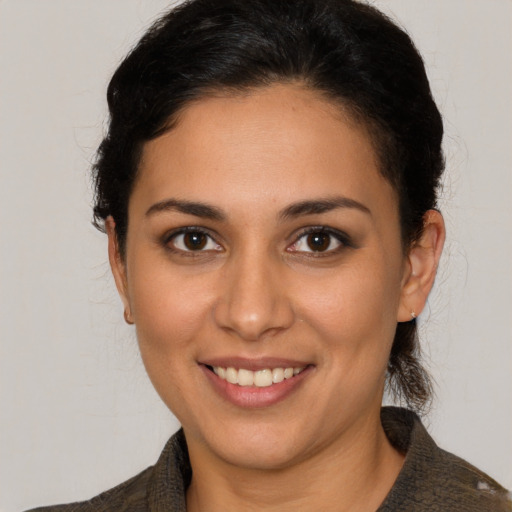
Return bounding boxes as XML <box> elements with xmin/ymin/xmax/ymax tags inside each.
<box><xmin>26</xmin><ymin>429</ymin><xmax>191</xmax><ymax>512</ymax></box>
<box><xmin>26</xmin><ymin>466</ymin><xmax>154</xmax><ymax>512</ymax></box>
<box><xmin>446</xmin><ymin>449</ymin><xmax>510</xmax><ymax>502</ymax></box>
<box><xmin>380</xmin><ymin>407</ymin><xmax>512</xmax><ymax>511</ymax></box>
<box><xmin>430</xmin><ymin>447</ymin><xmax>512</xmax><ymax>511</ymax></box>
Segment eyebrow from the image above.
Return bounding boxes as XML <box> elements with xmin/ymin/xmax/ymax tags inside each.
<box><xmin>278</xmin><ymin>196</ymin><xmax>371</xmax><ymax>221</ymax></box>
<box><xmin>145</xmin><ymin>199</ymin><xmax>225</xmax><ymax>221</ymax></box>
<box><xmin>145</xmin><ymin>195</ymin><xmax>371</xmax><ymax>222</ymax></box>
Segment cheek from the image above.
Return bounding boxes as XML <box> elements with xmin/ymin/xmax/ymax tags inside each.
<box><xmin>127</xmin><ymin>264</ymin><xmax>216</xmax><ymax>418</ymax></box>
<box><xmin>127</xmin><ymin>256</ymin><xmax>214</xmax><ymax>357</ymax></box>
<box><xmin>299</xmin><ymin>254</ymin><xmax>403</xmax><ymax>357</ymax></box>
<box><xmin>300</xmin><ymin>256</ymin><xmax>403</xmax><ymax>415</ymax></box>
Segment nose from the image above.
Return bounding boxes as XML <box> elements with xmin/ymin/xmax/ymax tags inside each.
<box><xmin>213</xmin><ymin>249</ymin><xmax>294</xmax><ymax>341</ymax></box>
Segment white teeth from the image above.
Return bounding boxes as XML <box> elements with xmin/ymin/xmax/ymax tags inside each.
<box><xmin>212</xmin><ymin>365</ymin><xmax>306</xmax><ymax>387</ymax></box>
<box><xmin>225</xmin><ymin>367</ymin><xmax>238</xmax><ymax>384</ymax></box>
<box><xmin>254</xmin><ymin>369</ymin><xmax>273</xmax><ymax>387</ymax></box>
<box><xmin>238</xmin><ymin>368</ymin><xmax>254</xmax><ymax>386</ymax></box>
<box><xmin>272</xmin><ymin>367</ymin><xmax>284</xmax><ymax>383</ymax></box>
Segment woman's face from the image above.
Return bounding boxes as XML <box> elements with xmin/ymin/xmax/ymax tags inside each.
<box><xmin>112</xmin><ymin>84</ymin><xmax>412</xmax><ymax>470</ymax></box>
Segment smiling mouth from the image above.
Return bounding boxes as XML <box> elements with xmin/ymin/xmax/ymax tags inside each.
<box><xmin>207</xmin><ymin>365</ymin><xmax>306</xmax><ymax>387</ymax></box>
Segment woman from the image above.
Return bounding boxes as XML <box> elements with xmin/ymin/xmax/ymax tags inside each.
<box><xmin>26</xmin><ymin>0</ymin><xmax>511</xmax><ymax>510</ymax></box>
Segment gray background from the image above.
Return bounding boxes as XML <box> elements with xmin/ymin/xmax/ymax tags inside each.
<box><xmin>1</xmin><ymin>1</ymin><xmax>511</xmax><ymax>510</ymax></box>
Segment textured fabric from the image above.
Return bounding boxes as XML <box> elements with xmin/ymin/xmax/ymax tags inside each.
<box><xmin>377</xmin><ymin>408</ymin><xmax>511</xmax><ymax>511</ymax></box>
<box><xmin>28</xmin><ymin>407</ymin><xmax>511</xmax><ymax>511</ymax></box>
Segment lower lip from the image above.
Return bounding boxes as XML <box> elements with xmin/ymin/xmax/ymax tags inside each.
<box><xmin>201</xmin><ymin>365</ymin><xmax>313</xmax><ymax>409</ymax></box>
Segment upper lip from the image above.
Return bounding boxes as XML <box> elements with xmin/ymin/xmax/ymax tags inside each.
<box><xmin>200</xmin><ymin>357</ymin><xmax>312</xmax><ymax>371</ymax></box>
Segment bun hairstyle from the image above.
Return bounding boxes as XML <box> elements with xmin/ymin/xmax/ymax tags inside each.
<box><xmin>93</xmin><ymin>0</ymin><xmax>444</xmax><ymax>412</ymax></box>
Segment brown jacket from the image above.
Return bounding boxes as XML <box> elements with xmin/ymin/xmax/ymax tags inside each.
<box><xmin>29</xmin><ymin>407</ymin><xmax>511</xmax><ymax>511</ymax></box>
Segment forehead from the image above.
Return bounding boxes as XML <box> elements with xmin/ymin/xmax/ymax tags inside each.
<box><xmin>134</xmin><ymin>84</ymin><xmax>397</xmax><ymax>219</ymax></box>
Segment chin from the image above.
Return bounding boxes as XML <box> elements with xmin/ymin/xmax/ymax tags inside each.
<box><xmin>216</xmin><ymin>433</ymin><xmax>305</xmax><ymax>470</ymax></box>
<box><xmin>188</xmin><ymin>415</ymin><xmax>323</xmax><ymax>471</ymax></box>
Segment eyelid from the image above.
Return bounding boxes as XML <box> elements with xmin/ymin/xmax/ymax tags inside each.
<box><xmin>160</xmin><ymin>225</ymin><xmax>353</xmax><ymax>255</ymax></box>
<box><xmin>163</xmin><ymin>226</ymin><xmax>223</xmax><ymax>253</ymax></box>
<box><xmin>287</xmin><ymin>226</ymin><xmax>353</xmax><ymax>253</ymax></box>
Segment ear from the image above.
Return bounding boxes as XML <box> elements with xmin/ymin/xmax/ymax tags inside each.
<box><xmin>106</xmin><ymin>217</ymin><xmax>132</xmax><ymax>321</ymax></box>
<box><xmin>397</xmin><ymin>210</ymin><xmax>445</xmax><ymax>322</ymax></box>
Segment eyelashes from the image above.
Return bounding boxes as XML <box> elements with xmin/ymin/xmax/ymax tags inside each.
<box><xmin>287</xmin><ymin>227</ymin><xmax>353</xmax><ymax>254</ymax></box>
<box><xmin>162</xmin><ymin>227</ymin><xmax>222</xmax><ymax>256</ymax></box>
<box><xmin>162</xmin><ymin>225</ymin><xmax>354</xmax><ymax>257</ymax></box>
<box><xmin>169</xmin><ymin>228</ymin><xmax>222</xmax><ymax>252</ymax></box>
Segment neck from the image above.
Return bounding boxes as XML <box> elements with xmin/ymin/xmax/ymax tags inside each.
<box><xmin>185</xmin><ymin>409</ymin><xmax>404</xmax><ymax>512</ymax></box>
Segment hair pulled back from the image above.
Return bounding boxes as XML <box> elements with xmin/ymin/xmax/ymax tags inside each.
<box><xmin>93</xmin><ymin>0</ymin><xmax>444</xmax><ymax>412</ymax></box>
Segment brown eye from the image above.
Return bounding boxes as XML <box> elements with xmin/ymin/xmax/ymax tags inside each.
<box><xmin>170</xmin><ymin>230</ymin><xmax>221</xmax><ymax>252</ymax></box>
<box><xmin>183</xmin><ymin>232</ymin><xmax>207</xmax><ymax>250</ymax></box>
<box><xmin>288</xmin><ymin>228</ymin><xmax>346</xmax><ymax>254</ymax></box>
<box><xmin>306</xmin><ymin>233</ymin><xmax>331</xmax><ymax>252</ymax></box>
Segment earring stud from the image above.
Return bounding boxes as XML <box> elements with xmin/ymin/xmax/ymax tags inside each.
<box><xmin>411</xmin><ymin>310</ymin><xmax>417</xmax><ymax>320</ymax></box>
